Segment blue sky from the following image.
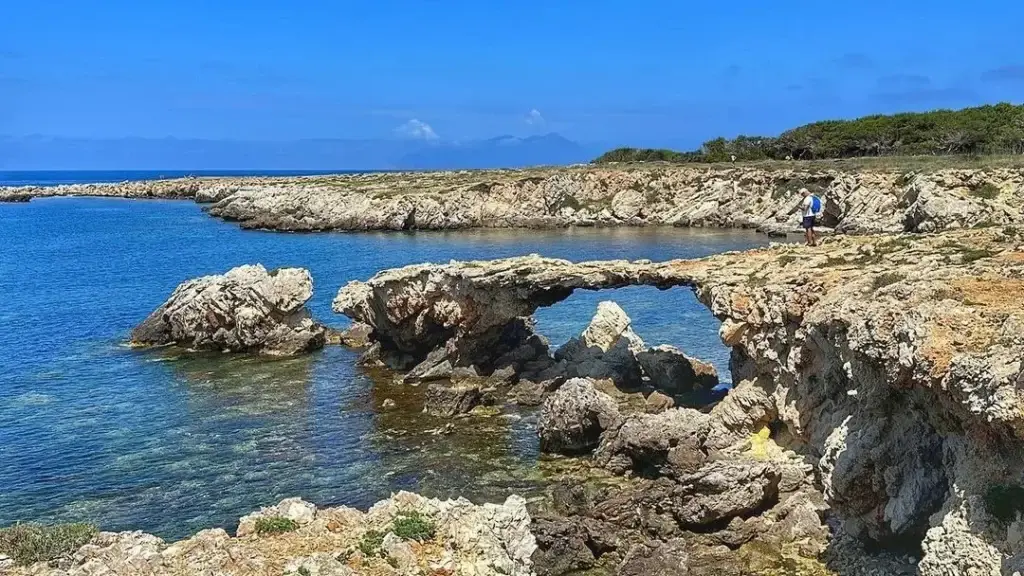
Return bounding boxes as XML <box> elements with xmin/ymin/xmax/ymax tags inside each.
<box><xmin>1</xmin><ymin>0</ymin><xmax>1023</xmax><ymax>148</ymax></box>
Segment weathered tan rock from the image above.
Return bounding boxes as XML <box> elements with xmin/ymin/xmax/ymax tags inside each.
<box><xmin>337</xmin><ymin>227</ymin><xmax>1024</xmax><ymax>573</ymax></box>
<box><xmin>551</xmin><ymin>302</ymin><xmax>646</xmax><ymax>386</ymax></box>
<box><xmin>8</xmin><ymin>165</ymin><xmax>1022</xmax><ymax>235</ymax></box>
<box><xmin>538</xmin><ymin>378</ymin><xmax>622</xmax><ymax>455</ymax></box>
<box><xmin>131</xmin><ymin>264</ymin><xmax>326</xmax><ymax>356</ymax></box>
<box><xmin>5</xmin><ymin>493</ymin><xmax>536</xmax><ymax>576</ymax></box>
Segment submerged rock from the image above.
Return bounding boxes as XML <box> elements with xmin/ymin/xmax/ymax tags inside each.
<box><xmin>423</xmin><ymin>382</ymin><xmax>482</xmax><ymax>417</ymax></box>
<box><xmin>130</xmin><ymin>264</ymin><xmax>325</xmax><ymax>356</ymax></box>
<box><xmin>538</xmin><ymin>378</ymin><xmax>621</xmax><ymax>455</ymax></box>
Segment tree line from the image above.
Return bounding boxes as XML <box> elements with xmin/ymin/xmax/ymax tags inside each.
<box><xmin>594</xmin><ymin>102</ymin><xmax>1024</xmax><ymax>163</ymax></box>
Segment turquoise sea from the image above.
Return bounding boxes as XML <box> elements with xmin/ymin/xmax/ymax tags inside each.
<box><xmin>0</xmin><ymin>196</ymin><xmax>771</xmax><ymax>539</ymax></box>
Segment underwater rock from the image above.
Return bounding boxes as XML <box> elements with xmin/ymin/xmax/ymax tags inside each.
<box><xmin>423</xmin><ymin>382</ymin><xmax>482</xmax><ymax>417</ymax></box>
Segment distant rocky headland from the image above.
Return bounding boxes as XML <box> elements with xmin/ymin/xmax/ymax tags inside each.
<box><xmin>3</xmin><ymin>162</ymin><xmax>1024</xmax><ymax>236</ymax></box>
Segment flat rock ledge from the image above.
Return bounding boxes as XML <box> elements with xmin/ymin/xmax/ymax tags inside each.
<box><xmin>130</xmin><ymin>264</ymin><xmax>326</xmax><ymax>356</ymax></box>
<box><xmin>336</xmin><ymin>227</ymin><xmax>1024</xmax><ymax>575</ymax></box>
<box><xmin>2</xmin><ymin>492</ymin><xmax>535</xmax><ymax>576</ymax></box>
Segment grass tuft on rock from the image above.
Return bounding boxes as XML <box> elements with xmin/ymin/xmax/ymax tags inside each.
<box><xmin>969</xmin><ymin>182</ymin><xmax>1000</xmax><ymax>200</ymax></box>
<box><xmin>0</xmin><ymin>522</ymin><xmax>98</xmax><ymax>566</ymax></box>
<box><xmin>391</xmin><ymin>511</ymin><xmax>436</xmax><ymax>542</ymax></box>
<box><xmin>254</xmin><ymin>516</ymin><xmax>299</xmax><ymax>535</ymax></box>
<box><xmin>358</xmin><ymin>530</ymin><xmax>385</xmax><ymax>557</ymax></box>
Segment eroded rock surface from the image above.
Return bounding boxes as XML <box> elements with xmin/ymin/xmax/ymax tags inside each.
<box><xmin>538</xmin><ymin>378</ymin><xmax>621</xmax><ymax>454</ymax></box>
<box><xmin>130</xmin><ymin>264</ymin><xmax>326</xmax><ymax>356</ymax></box>
<box><xmin>9</xmin><ymin>166</ymin><xmax>1023</xmax><ymax>235</ymax></box>
<box><xmin>4</xmin><ymin>493</ymin><xmax>536</xmax><ymax>576</ymax></box>
<box><xmin>338</xmin><ymin>227</ymin><xmax>1024</xmax><ymax>574</ymax></box>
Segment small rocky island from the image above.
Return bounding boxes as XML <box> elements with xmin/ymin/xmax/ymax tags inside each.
<box><xmin>130</xmin><ymin>264</ymin><xmax>326</xmax><ymax>356</ymax></box>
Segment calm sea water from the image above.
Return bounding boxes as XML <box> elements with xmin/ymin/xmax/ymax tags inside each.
<box><xmin>0</xmin><ymin>198</ymin><xmax>771</xmax><ymax>539</ymax></box>
<box><xmin>0</xmin><ymin>170</ymin><xmax>370</xmax><ymax>187</ymax></box>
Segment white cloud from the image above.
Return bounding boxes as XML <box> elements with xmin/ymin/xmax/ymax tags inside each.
<box><xmin>394</xmin><ymin>118</ymin><xmax>439</xmax><ymax>140</ymax></box>
<box><xmin>525</xmin><ymin>108</ymin><xmax>545</xmax><ymax>126</ymax></box>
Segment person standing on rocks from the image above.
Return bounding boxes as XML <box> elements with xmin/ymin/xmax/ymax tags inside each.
<box><xmin>797</xmin><ymin>187</ymin><xmax>822</xmax><ymax>246</ymax></box>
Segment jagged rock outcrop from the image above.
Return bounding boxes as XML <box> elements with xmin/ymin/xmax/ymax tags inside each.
<box><xmin>6</xmin><ymin>166</ymin><xmax>1023</xmax><ymax>235</ymax></box>
<box><xmin>338</xmin><ymin>227</ymin><xmax>1024</xmax><ymax>574</ymax></box>
<box><xmin>548</xmin><ymin>302</ymin><xmax>646</xmax><ymax>386</ymax></box>
<box><xmin>537</xmin><ymin>378</ymin><xmax>622</xmax><ymax>454</ymax></box>
<box><xmin>636</xmin><ymin>345</ymin><xmax>720</xmax><ymax>394</ymax></box>
<box><xmin>130</xmin><ymin>264</ymin><xmax>326</xmax><ymax>356</ymax></box>
<box><xmin>3</xmin><ymin>493</ymin><xmax>536</xmax><ymax>576</ymax></box>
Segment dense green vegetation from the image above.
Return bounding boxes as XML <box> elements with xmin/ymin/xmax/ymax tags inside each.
<box><xmin>390</xmin><ymin>511</ymin><xmax>436</xmax><ymax>542</ymax></box>
<box><xmin>253</xmin><ymin>516</ymin><xmax>299</xmax><ymax>535</ymax></box>
<box><xmin>595</xmin><ymin>103</ymin><xmax>1024</xmax><ymax>164</ymax></box>
<box><xmin>0</xmin><ymin>523</ymin><xmax>98</xmax><ymax>566</ymax></box>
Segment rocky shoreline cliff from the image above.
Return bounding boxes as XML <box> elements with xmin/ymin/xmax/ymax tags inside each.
<box><xmin>331</xmin><ymin>227</ymin><xmax>1024</xmax><ymax>575</ymax></box>
<box><xmin>6</xmin><ymin>199</ymin><xmax>1024</xmax><ymax>573</ymax></box>
<box><xmin>3</xmin><ymin>165</ymin><xmax>1023</xmax><ymax>235</ymax></box>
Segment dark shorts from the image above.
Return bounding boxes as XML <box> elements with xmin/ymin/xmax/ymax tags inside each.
<box><xmin>801</xmin><ymin>216</ymin><xmax>816</xmax><ymax>230</ymax></box>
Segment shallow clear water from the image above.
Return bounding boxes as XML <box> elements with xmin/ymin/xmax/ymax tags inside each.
<box><xmin>0</xmin><ymin>198</ymin><xmax>771</xmax><ymax>539</ymax></box>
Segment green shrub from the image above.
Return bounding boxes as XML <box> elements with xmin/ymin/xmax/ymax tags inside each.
<box><xmin>593</xmin><ymin>102</ymin><xmax>1024</xmax><ymax>163</ymax></box>
<box><xmin>358</xmin><ymin>530</ymin><xmax>385</xmax><ymax>557</ymax></box>
<box><xmin>391</xmin><ymin>511</ymin><xmax>436</xmax><ymax>542</ymax></box>
<box><xmin>254</xmin><ymin>516</ymin><xmax>299</xmax><ymax>535</ymax></box>
<box><xmin>0</xmin><ymin>522</ymin><xmax>97</xmax><ymax>566</ymax></box>
<box><xmin>984</xmin><ymin>484</ymin><xmax>1024</xmax><ymax>522</ymax></box>
<box><xmin>969</xmin><ymin>182</ymin><xmax>1000</xmax><ymax>200</ymax></box>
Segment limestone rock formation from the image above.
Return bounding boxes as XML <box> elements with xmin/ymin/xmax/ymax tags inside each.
<box><xmin>4</xmin><ymin>492</ymin><xmax>536</xmax><ymax>576</ymax></box>
<box><xmin>595</xmin><ymin>408</ymin><xmax>711</xmax><ymax>476</ymax></box>
<box><xmin>338</xmin><ymin>227</ymin><xmax>1024</xmax><ymax>573</ymax></box>
<box><xmin>10</xmin><ymin>165</ymin><xmax>1021</xmax><ymax>235</ymax></box>
<box><xmin>130</xmin><ymin>264</ymin><xmax>326</xmax><ymax>356</ymax></box>
<box><xmin>537</xmin><ymin>378</ymin><xmax>622</xmax><ymax>455</ymax></box>
<box><xmin>551</xmin><ymin>301</ymin><xmax>646</xmax><ymax>386</ymax></box>
<box><xmin>636</xmin><ymin>345</ymin><xmax>720</xmax><ymax>394</ymax></box>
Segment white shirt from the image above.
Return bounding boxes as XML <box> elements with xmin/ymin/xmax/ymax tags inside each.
<box><xmin>801</xmin><ymin>196</ymin><xmax>815</xmax><ymax>218</ymax></box>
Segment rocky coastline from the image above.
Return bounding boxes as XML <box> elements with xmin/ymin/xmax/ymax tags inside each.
<box><xmin>7</xmin><ymin>215</ymin><xmax>1024</xmax><ymax>573</ymax></box>
<box><xmin>3</xmin><ymin>165</ymin><xmax>1023</xmax><ymax>235</ymax></box>
<box><xmin>329</xmin><ymin>227</ymin><xmax>1024</xmax><ymax>575</ymax></box>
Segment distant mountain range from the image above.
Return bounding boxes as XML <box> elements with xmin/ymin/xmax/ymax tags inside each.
<box><xmin>0</xmin><ymin>133</ymin><xmax>600</xmax><ymax>171</ymax></box>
